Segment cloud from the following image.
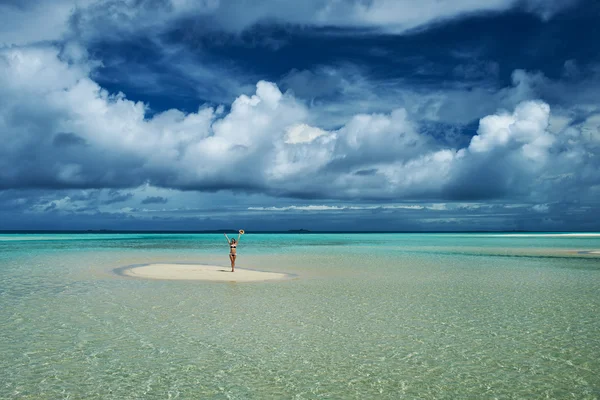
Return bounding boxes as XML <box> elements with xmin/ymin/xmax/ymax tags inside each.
<box><xmin>0</xmin><ymin>1</ymin><xmax>597</xmax><ymax>232</ymax></box>
<box><xmin>284</xmin><ymin>124</ymin><xmax>328</xmax><ymax>144</ymax></box>
<box><xmin>275</xmin><ymin>64</ymin><xmax>506</xmax><ymax>130</ymax></box>
<box><xmin>249</xmin><ymin>205</ymin><xmax>346</xmax><ymax>212</ymax></box>
<box><xmin>1</xmin><ymin>0</ymin><xmax>580</xmax><ymax>49</ymax></box>
<box><xmin>1</xmin><ymin>186</ymin><xmax>597</xmax><ymax>231</ymax></box>
<box><xmin>522</xmin><ymin>0</ymin><xmax>582</xmax><ymax>20</ymax></box>
<box><xmin>141</xmin><ymin>196</ymin><xmax>168</xmax><ymax>204</ymax></box>
<box><xmin>0</xmin><ymin>44</ymin><xmax>598</xmax><ymax>209</ymax></box>
<box><xmin>442</xmin><ymin>101</ymin><xmax>554</xmax><ymax>200</ymax></box>
<box><xmin>0</xmin><ymin>0</ymin><xmax>92</xmax><ymax>46</ymax></box>
<box><xmin>452</xmin><ymin>61</ymin><xmax>500</xmax><ymax>80</ymax></box>
<box><xmin>102</xmin><ymin>191</ymin><xmax>134</xmax><ymax>205</ymax></box>
<box><xmin>280</xmin><ymin>67</ymin><xmax>348</xmax><ymax>99</ymax></box>
<box><xmin>247</xmin><ymin>204</ymin><xmax>454</xmax><ymax>212</ymax></box>
<box><xmin>468</xmin><ymin>101</ymin><xmax>553</xmax><ymax>157</ymax></box>
<box><xmin>63</xmin><ymin>0</ymin><xmax>580</xmax><ymax>44</ymax></box>
<box><xmin>53</xmin><ymin>132</ymin><xmax>88</xmax><ymax>147</ymax></box>
<box><xmin>286</xmin><ymin>63</ymin><xmax>600</xmax><ymax>140</ymax></box>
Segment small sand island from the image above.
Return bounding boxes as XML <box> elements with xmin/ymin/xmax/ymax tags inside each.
<box><xmin>118</xmin><ymin>263</ymin><xmax>292</xmax><ymax>282</ymax></box>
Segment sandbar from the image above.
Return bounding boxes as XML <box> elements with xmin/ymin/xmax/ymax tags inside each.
<box><xmin>117</xmin><ymin>263</ymin><xmax>292</xmax><ymax>282</ymax></box>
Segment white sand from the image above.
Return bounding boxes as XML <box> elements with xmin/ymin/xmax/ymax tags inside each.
<box><xmin>121</xmin><ymin>263</ymin><xmax>291</xmax><ymax>282</ymax></box>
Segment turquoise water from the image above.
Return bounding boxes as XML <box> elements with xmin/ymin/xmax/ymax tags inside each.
<box><xmin>1</xmin><ymin>233</ymin><xmax>599</xmax><ymax>399</ymax></box>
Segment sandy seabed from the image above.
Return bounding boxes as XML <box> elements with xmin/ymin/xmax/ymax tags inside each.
<box><xmin>118</xmin><ymin>263</ymin><xmax>292</xmax><ymax>282</ymax></box>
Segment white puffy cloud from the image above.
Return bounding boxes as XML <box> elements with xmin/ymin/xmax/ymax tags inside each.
<box><xmin>284</xmin><ymin>124</ymin><xmax>328</xmax><ymax>144</ymax></box>
<box><xmin>0</xmin><ymin>44</ymin><xmax>598</xmax><ymax>205</ymax></box>
<box><xmin>468</xmin><ymin>101</ymin><xmax>553</xmax><ymax>162</ymax></box>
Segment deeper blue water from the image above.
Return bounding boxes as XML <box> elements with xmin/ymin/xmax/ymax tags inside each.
<box><xmin>0</xmin><ymin>233</ymin><xmax>599</xmax><ymax>399</ymax></box>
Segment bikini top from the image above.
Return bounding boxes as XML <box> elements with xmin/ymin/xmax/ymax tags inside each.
<box><xmin>230</xmin><ymin>244</ymin><xmax>237</xmax><ymax>249</ymax></box>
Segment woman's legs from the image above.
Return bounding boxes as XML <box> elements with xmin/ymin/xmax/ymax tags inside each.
<box><xmin>229</xmin><ymin>254</ymin><xmax>236</xmax><ymax>272</ymax></box>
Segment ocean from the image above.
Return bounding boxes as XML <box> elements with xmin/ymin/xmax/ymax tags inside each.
<box><xmin>1</xmin><ymin>233</ymin><xmax>599</xmax><ymax>399</ymax></box>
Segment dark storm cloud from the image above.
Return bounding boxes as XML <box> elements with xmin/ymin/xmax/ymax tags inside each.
<box><xmin>354</xmin><ymin>169</ymin><xmax>379</xmax><ymax>176</ymax></box>
<box><xmin>443</xmin><ymin>161</ymin><xmax>514</xmax><ymax>201</ymax></box>
<box><xmin>141</xmin><ymin>196</ymin><xmax>168</xmax><ymax>204</ymax></box>
<box><xmin>102</xmin><ymin>191</ymin><xmax>133</xmax><ymax>205</ymax></box>
<box><xmin>74</xmin><ymin>205</ymin><xmax>99</xmax><ymax>212</ymax></box>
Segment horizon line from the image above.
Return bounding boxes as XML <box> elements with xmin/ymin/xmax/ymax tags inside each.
<box><xmin>1</xmin><ymin>229</ymin><xmax>599</xmax><ymax>234</ymax></box>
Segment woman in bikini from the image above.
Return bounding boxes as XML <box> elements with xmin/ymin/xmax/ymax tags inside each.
<box><xmin>224</xmin><ymin>230</ymin><xmax>243</xmax><ymax>272</ymax></box>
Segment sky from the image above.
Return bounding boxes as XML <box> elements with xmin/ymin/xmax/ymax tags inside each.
<box><xmin>0</xmin><ymin>0</ymin><xmax>599</xmax><ymax>231</ymax></box>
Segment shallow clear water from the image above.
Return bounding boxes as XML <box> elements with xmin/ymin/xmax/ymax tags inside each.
<box><xmin>1</xmin><ymin>233</ymin><xmax>599</xmax><ymax>399</ymax></box>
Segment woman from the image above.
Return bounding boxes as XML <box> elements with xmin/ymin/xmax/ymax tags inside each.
<box><xmin>224</xmin><ymin>230</ymin><xmax>243</xmax><ymax>272</ymax></box>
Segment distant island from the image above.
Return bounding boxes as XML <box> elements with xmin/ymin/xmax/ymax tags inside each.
<box><xmin>287</xmin><ymin>229</ymin><xmax>311</xmax><ymax>233</ymax></box>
